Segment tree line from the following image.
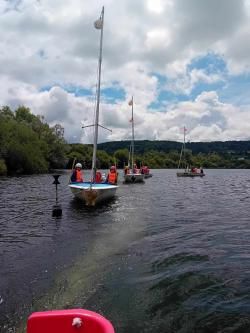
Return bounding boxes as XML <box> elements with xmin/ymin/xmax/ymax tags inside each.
<box><xmin>0</xmin><ymin>106</ymin><xmax>67</xmax><ymax>175</ymax></box>
<box><xmin>1</xmin><ymin>105</ymin><xmax>250</xmax><ymax>175</ymax></box>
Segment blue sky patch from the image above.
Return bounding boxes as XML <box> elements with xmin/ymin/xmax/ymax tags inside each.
<box><xmin>102</xmin><ymin>86</ymin><xmax>125</xmax><ymax>103</ymax></box>
<box><xmin>149</xmin><ymin>90</ymin><xmax>189</xmax><ymax>110</ymax></box>
<box><xmin>190</xmin><ymin>81</ymin><xmax>225</xmax><ymax>100</ymax></box>
<box><xmin>188</xmin><ymin>53</ymin><xmax>227</xmax><ymax>75</ymax></box>
<box><xmin>219</xmin><ymin>74</ymin><xmax>250</xmax><ymax>105</ymax></box>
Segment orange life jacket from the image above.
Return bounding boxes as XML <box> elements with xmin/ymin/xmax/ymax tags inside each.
<box><xmin>108</xmin><ymin>172</ymin><xmax>117</xmax><ymax>184</ymax></box>
<box><xmin>76</xmin><ymin>169</ymin><xmax>83</xmax><ymax>182</ymax></box>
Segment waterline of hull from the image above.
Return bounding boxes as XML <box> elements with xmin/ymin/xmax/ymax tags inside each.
<box><xmin>177</xmin><ymin>172</ymin><xmax>205</xmax><ymax>177</ymax></box>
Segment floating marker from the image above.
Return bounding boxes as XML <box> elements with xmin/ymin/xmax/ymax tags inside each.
<box><xmin>52</xmin><ymin>174</ymin><xmax>62</xmax><ymax>217</ymax></box>
<box><xmin>52</xmin><ymin>203</ymin><xmax>62</xmax><ymax>217</ymax></box>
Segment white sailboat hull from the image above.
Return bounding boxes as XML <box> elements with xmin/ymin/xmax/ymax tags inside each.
<box><xmin>69</xmin><ymin>182</ymin><xmax>118</xmax><ymax>206</ymax></box>
<box><xmin>124</xmin><ymin>173</ymin><xmax>144</xmax><ymax>183</ymax></box>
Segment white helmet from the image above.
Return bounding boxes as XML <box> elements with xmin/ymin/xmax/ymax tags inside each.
<box><xmin>75</xmin><ymin>163</ymin><xmax>82</xmax><ymax>168</ymax></box>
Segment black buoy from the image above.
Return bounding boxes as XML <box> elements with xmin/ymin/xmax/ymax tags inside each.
<box><xmin>52</xmin><ymin>174</ymin><xmax>62</xmax><ymax>217</ymax></box>
<box><xmin>52</xmin><ymin>203</ymin><xmax>62</xmax><ymax>217</ymax></box>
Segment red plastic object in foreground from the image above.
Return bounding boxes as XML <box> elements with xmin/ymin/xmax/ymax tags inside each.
<box><xmin>27</xmin><ymin>309</ymin><xmax>115</xmax><ymax>333</ymax></box>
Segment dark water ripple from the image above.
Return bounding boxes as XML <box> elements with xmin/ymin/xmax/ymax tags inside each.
<box><xmin>1</xmin><ymin>169</ymin><xmax>250</xmax><ymax>332</ymax></box>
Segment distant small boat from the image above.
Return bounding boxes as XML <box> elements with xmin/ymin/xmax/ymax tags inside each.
<box><xmin>141</xmin><ymin>165</ymin><xmax>153</xmax><ymax>179</ymax></box>
<box><xmin>124</xmin><ymin>172</ymin><xmax>144</xmax><ymax>183</ymax></box>
<box><xmin>69</xmin><ymin>7</ymin><xmax>118</xmax><ymax>205</ymax></box>
<box><xmin>177</xmin><ymin>127</ymin><xmax>205</xmax><ymax>178</ymax></box>
<box><xmin>176</xmin><ymin>170</ymin><xmax>205</xmax><ymax>177</ymax></box>
<box><xmin>123</xmin><ymin>97</ymin><xmax>144</xmax><ymax>183</ymax></box>
<box><xmin>27</xmin><ymin>309</ymin><xmax>115</xmax><ymax>333</ymax></box>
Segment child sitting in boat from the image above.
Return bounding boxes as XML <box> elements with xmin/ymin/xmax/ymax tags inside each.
<box><xmin>95</xmin><ymin>171</ymin><xmax>102</xmax><ymax>183</ymax></box>
<box><xmin>106</xmin><ymin>166</ymin><xmax>118</xmax><ymax>184</ymax></box>
<box><xmin>71</xmin><ymin>163</ymin><xmax>83</xmax><ymax>182</ymax></box>
<box><xmin>124</xmin><ymin>165</ymin><xmax>129</xmax><ymax>175</ymax></box>
<box><xmin>133</xmin><ymin>163</ymin><xmax>139</xmax><ymax>173</ymax></box>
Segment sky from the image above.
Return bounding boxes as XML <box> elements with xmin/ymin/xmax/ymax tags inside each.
<box><xmin>1</xmin><ymin>0</ymin><xmax>250</xmax><ymax>144</ymax></box>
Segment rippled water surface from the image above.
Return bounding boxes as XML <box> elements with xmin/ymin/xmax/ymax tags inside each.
<box><xmin>1</xmin><ymin>169</ymin><xmax>250</xmax><ymax>332</ymax></box>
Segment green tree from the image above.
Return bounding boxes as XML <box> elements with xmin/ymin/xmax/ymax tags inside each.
<box><xmin>0</xmin><ymin>105</ymin><xmax>68</xmax><ymax>174</ymax></box>
<box><xmin>0</xmin><ymin>106</ymin><xmax>14</xmax><ymax>119</ymax></box>
<box><xmin>15</xmin><ymin>106</ymin><xmax>34</xmax><ymax>123</ymax></box>
<box><xmin>114</xmin><ymin>148</ymin><xmax>129</xmax><ymax>168</ymax></box>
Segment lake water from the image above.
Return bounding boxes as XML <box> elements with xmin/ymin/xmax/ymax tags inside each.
<box><xmin>1</xmin><ymin>169</ymin><xmax>250</xmax><ymax>332</ymax></box>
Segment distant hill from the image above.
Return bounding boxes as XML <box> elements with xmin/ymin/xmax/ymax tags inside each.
<box><xmin>98</xmin><ymin>140</ymin><xmax>250</xmax><ymax>157</ymax></box>
<box><xmin>68</xmin><ymin>140</ymin><xmax>250</xmax><ymax>169</ymax></box>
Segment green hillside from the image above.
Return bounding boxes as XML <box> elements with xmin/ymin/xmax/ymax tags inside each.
<box><xmin>98</xmin><ymin>140</ymin><xmax>250</xmax><ymax>157</ymax></box>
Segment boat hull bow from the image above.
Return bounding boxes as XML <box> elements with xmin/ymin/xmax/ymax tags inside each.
<box><xmin>123</xmin><ymin>173</ymin><xmax>144</xmax><ymax>183</ymax></box>
<box><xmin>69</xmin><ymin>182</ymin><xmax>118</xmax><ymax>206</ymax></box>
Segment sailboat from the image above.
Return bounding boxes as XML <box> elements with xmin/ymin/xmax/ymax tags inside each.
<box><xmin>123</xmin><ymin>97</ymin><xmax>144</xmax><ymax>183</ymax></box>
<box><xmin>176</xmin><ymin>127</ymin><xmax>205</xmax><ymax>177</ymax></box>
<box><xmin>69</xmin><ymin>7</ymin><xmax>118</xmax><ymax>206</ymax></box>
<box><xmin>141</xmin><ymin>165</ymin><xmax>153</xmax><ymax>178</ymax></box>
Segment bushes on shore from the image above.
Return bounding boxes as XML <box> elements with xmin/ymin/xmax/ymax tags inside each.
<box><xmin>0</xmin><ymin>159</ymin><xmax>7</xmax><ymax>175</ymax></box>
<box><xmin>0</xmin><ymin>106</ymin><xmax>67</xmax><ymax>174</ymax></box>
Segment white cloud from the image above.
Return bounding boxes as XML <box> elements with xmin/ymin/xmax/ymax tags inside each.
<box><xmin>145</xmin><ymin>29</ymin><xmax>171</xmax><ymax>51</ymax></box>
<box><xmin>147</xmin><ymin>0</ymin><xmax>170</xmax><ymax>14</ymax></box>
<box><xmin>1</xmin><ymin>0</ymin><xmax>250</xmax><ymax>143</ymax></box>
<box><xmin>189</xmin><ymin>124</ymin><xmax>224</xmax><ymax>142</ymax></box>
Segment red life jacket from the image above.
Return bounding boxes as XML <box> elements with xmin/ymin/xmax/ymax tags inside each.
<box><xmin>95</xmin><ymin>172</ymin><xmax>102</xmax><ymax>183</ymax></box>
<box><xmin>108</xmin><ymin>172</ymin><xmax>117</xmax><ymax>184</ymax></box>
<box><xmin>76</xmin><ymin>169</ymin><xmax>83</xmax><ymax>182</ymax></box>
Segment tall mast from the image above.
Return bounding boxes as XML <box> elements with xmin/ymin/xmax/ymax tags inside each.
<box><xmin>92</xmin><ymin>6</ymin><xmax>104</xmax><ymax>182</ymax></box>
<box><xmin>128</xmin><ymin>143</ymin><xmax>131</xmax><ymax>168</ymax></box>
<box><xmin>183</xmin><ymin>126</ymin><xmax>186</xmax><ymax>168</ymax></box>
<box><xmin>131</xmin><ymin>96</ymin><xmax>135</xmax><ymax>168</ymax></box>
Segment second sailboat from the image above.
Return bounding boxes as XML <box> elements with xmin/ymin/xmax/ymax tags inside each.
<box><xmin>124</xmin><ymin>97</ymin><xmax>144</xmax><ymax>183</ymax></box>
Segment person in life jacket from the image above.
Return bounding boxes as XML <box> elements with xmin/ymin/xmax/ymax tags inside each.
<box><xmin>133</xmin><ymin>163</ymin><xmax>138</xmax><ymax>173</ymax></box>
<box><xmin>71</xmin><ymin>163</ymin><xmax>83</xmax><ymax>182</ymax></box>
<box><xmin>106</xmin><ymin>166</ymin><xmax>118</xmax><ymax>184</ymax></box>
<box><xmin>95</xmin><ymin>171</ymin><xmax>102</xmax><ymax>183</ymax></box>
<box><xmin>124</xmin><ymin>165</ymin><xmax>129</xmax><ymax>175</ymax></box>
<box><xmin>144</xmin><ymin>166</ymin><xmax>149</xmax><ymax>174</ymax></box>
